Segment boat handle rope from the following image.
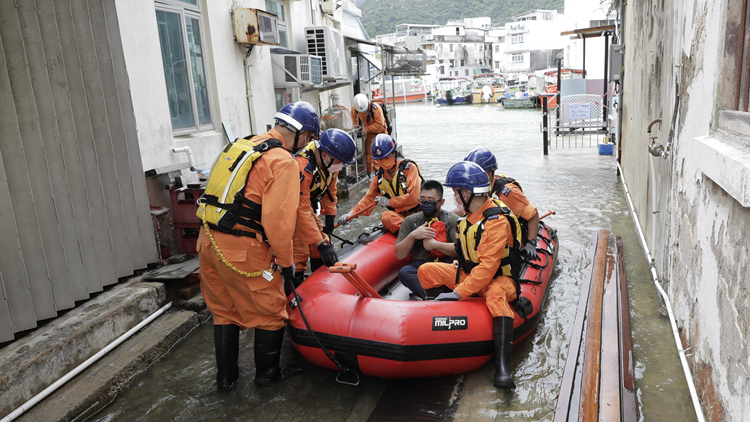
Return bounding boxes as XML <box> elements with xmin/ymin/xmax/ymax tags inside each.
<box><xmin>288</xmin><ymin>280</ymin><xmax>360</xmax><ymax>386</ymax></box>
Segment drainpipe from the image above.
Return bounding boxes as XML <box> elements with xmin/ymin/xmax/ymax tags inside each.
<box><xmin>616</xmin><ymin>162</ymin><xmax>706</xmax><ymax>422</ymax></box>
<box><xmin>0</xmin><ymin>302</ymin><xmax>173</xmax><ymax>422</ymax></box>
<box><xmin>244</xmin><ymin>46</ymin><xmax>256</xmax><ymax>134</ymax></box>
<box><xmin>171</xmin><ymin>146</ymin><xmax>196</xmax><ymax>171</ymax></box>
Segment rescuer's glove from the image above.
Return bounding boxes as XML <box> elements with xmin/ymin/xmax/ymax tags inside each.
<box><xmin>521</xmin><ymin>239</ymin><xmax>540</xmax><ymax>262</ymax></box>
<box><xmin>375</xmin><ymin>196</ymin><xmax>390</xmax><ymax>208</ymax></box>
<box><xmin>337</xmin><ymin>212</ymin><xmax>353</xmax><ymax>226</ymax></box>
<box><xmin>317</xmin><ymin>242</ymin><xmax>339</xmax><ymax>267</ymax></box>
<box><xmin>281</xmin><ymin>266</ymin><xmax>296</xmax><ymax>295</ymax></box>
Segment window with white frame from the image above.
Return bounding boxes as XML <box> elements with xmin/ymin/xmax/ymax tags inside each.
<box><xmin>512</xmin><ymin>53</ymin><xmax>523</xmax><ymax>63</ymax></box>
<box><xmin>155</xmin><ymin>0</ymin><xmax>212</xmax><ymax>133</ymax></box>
<box><xmin>494</xmin><ymin>45</ymin><xmax>499</xmax><ymax>53</ymax></box>
<box><xmin>440</xmin><ymin>66</ymin><xmax>444</xmax><ymax>75</ymax></box>
<box><xmin>543</xmin><ymin>12</ymin><xmax>553</xmax><ymax>20</ymax></box>
<box><xmin>464</xmin><ymin>69</ymin><xmax>469</xmax><ymax>76</ymax></box>
<box><xmin>511</xmin><ymin>34</ymin><xmax>524</xmax><ymax>44</ymax></box>
<box><xmin>266</xmin><ymin>0</ymin><xmax>288</xmax><ymax>48</ymax></box>
<box><xmin>450</xmin><ymin>59</ymin><xmax>454</xmax><ymax>67</ymax></box>
<box><xmin>450</xmin><ymin>44</ymin><xmax>454</xmax><ymax>52</ymax></box>
<box><xmin>460</xmin><ymin>59</ymin><xmax>464</xmax><ymax>66</ymax></box>
<box><xmin>495</xmin><ymin>61</ymin><xmax>499</xmax><ymax>68</ymax></box>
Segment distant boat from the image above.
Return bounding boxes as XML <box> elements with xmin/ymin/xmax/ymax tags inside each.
<box><xmin>435</xmin><ymin>77</ymin><xmax>473</xmax><ymax>105</ymax></box>
<box><xmin>372</xmin><ymin>77</ymin><xmax>427</xmax><ymax>103</ymax></box>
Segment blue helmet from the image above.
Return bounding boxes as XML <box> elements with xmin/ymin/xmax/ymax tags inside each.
<box><xmin>371</xmin><ymin>134</ymin><xmax>397</xmax><ymax>160</ymax></box>
<box><xmin>444</xmin><ymin>161</ymin><xmax>490</xmax><ymax>194</ymax></box>
<box><xmin>274</xmin><ymin>101</ymin><xmax>321</xmax><ymax>137</ymax></box>
<box><xmin>464</xmin><ymin>147</ymin><xmax>497</xmax><ymax>172</ymax></box>
<box><xmin>317</xmin><ymin>129</ymin><xmax>356</xmax><ymax>164</ymax></box>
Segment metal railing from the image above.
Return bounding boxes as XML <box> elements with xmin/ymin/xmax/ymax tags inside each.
<box><xmin>542</xmin><ymin>94</ymin><xmax>609</xmax><ymax>150</ymax></box>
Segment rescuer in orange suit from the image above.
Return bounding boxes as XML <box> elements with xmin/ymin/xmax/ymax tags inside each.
<box><xmin>458</xmin><ymin>147</ymin><xmax>541</xmax><ymax>262</ymax></box>
<box><xmin>197</xmin><ymin>101</ymin><xmax>320</xmax><ymax>392</ymax></box>
<box><xmin>418</xmin><ymin>161</ymin><xmax>523</xmax><ymax>389</ymax></box>
<box><xmin>351</xmin><ymin>93</ymin><xmax>387</xmax><ymax>176</ymax></box>
<box><xmin>336</xmin><ymin>134</ymin><xmax>422</xmax><ymax>234</ymax></box>
<box><xmin>292</xmin><ymin>129</ymin><xmax>357</xmax><ymax>289</ymax></box>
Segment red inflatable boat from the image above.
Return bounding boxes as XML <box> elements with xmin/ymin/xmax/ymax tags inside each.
<box><xmin>286</xmin><ymin>222</ymin><xmax>559</xmax><ymax>378</ymax></box>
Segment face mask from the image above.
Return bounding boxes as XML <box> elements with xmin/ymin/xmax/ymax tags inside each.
<box><xmin>379</xmin><ymin>157</ymin><xmax>396</xmax><ymax>170</ymax></box>
<box><xmin>419</xmin><ymin>201</ymin><xmax>439</xmax><ymax>217</ymax></box>
<box><xmin>328</xmin><ymin>162</ymin><xmax>344</xmax><ymax>173</ymax></box>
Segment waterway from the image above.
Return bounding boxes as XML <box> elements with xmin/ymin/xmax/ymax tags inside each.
<box><xmin>89</xmin><ymin>104</ymin><xmax>697</xmax><ymax>421</ymax></box>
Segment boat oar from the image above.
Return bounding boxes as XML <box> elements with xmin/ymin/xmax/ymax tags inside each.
<box><xmin>333</xmin><ymin>201</ymin><xmax>378</xmax><ymax>229</ymax></box>
<box><xmin>540</xmin><ymin>209</ymin><xmax>556</xmax><ymax>220</ymax></box>
<box><xmin>329</xmin><ymin>263</ymin><xmax>382</xmax><ymax>299</ymax></box>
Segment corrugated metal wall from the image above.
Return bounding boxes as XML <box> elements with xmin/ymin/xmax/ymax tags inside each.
<box><xmin>0</xmin><ymin>0</ymin><xmax>158</xmax><ymax>342</ymax></box>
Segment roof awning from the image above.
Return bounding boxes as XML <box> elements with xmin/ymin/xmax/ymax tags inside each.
<box><xmin>344</xmin><ymin>35</ymin><xmax>378</xmax><ymax>47</ymax></box>
<box><xmin>561</xmin><ymin>24</ymin><xmax>615</xmax><ymax>39</ymax></box>
<box><xmin>359</xmin><ymin>51</ymin><xmax>382</xmax><ymax>71</ymax></box>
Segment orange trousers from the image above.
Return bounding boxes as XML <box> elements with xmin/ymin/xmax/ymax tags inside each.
<box><xmin>381</xmin><ymin>210</ymin><xmax>406</xmax><ymax>234</ymax></box>
<box><xmin>364</xmin><ymin>132</ymin><xmax>378</xmax><ymax>173</ymax></box>
<box><xmin>417</xmin><ymin>262</ymin><xmax>517</xmax><ymax>318</ymax></box>
<box><xmin>198</xmin><ymin>230</ymin><xmax>288</xmax><ymax>330</ymax></box>
<box><xmin>293</xmin><ymin>215</ymin><xmax>328</xmax><ymax>271</ymax></box>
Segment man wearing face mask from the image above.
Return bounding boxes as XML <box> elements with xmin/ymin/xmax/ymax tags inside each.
<box><xmin>417</xmin><ymin>161</ymin><xmax>524</xmax><ymax>389</ymax></box>
<box><xmin>291</xmin><ymin>129</ymin><xmax>356</xmax><ymax>291</ymax></box>
<box><xmin>336</xmin><ymin>134</ymin><xmax>423</xmax><ymax>233</ymax></box>
<box><xmin>393</xmin><ymin>180</ymin><xmax>459</xmax><ymax>300</ymax></box>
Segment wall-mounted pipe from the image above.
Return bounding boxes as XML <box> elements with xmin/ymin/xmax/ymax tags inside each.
<box><xmin>171</xmin><ymin>146</ymin><xmax>195</xmax><ymax>171</ymax></box>
<box><xmin>0</xmin><ymin>302</ymin><xmax>173</xmax><ymax>422</ymax></box>
<box><xmin>616</xmin><ymin>162</ymin><xmax>705</xmax><ymax>422</ymax></box>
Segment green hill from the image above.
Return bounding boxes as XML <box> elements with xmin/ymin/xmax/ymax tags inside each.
<box><xmin>360</xmin><ymin>0</ymin><xmax>565</xmax><ymax>36</ymax></box>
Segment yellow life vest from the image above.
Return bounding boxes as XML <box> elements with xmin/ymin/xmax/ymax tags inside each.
<box><xmin>196</xmin><ymin>135</ymin><xmax>285</xmax><ymax>240</ymax></box>
<box><xmin>296</xmin><ymin>141</ymin><xmax>335</xmax><ymax>205</ymax></box>
<box><xmin>375</xmin><ymin>159</ymin><xmax>423</xmax><ymax>213</ymax></box>
<box><xmin>454</xmin><ymin>198</ymin><xmax>523</xmax><ymax>281</ymax></box>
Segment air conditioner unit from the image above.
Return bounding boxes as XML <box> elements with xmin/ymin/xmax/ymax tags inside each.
<box><xmin>272</xmin><ymin>54</ymin><xmax>324</xmax><ymax>87</ymax></box>
<box><xmin>305</xmin><ymin>26</ymin><xmax>347</xmax><ymax>80</ymax></box>
<box><xmin>232</xmin><ymin>7</ymin><xmax>280</xmax><ymax>46</ymax></box>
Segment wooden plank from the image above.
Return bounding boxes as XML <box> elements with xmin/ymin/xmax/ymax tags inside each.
<box><xmin>0</xmin><ymin>6</ymin><xmax>58</xmax><ymax>320</ymax></box>
<box><xmin>70</xmin><ymin>0</ymin><xmax>134</xmax><ymax>278</ymax></box>
<box><xmin>599</xmin><ymin>248</ymin><xmax>620</xmax><ymax>421</ymax></box>
<box><xmin>54</xmin><ymin>0</ymin><xmax>118</xmax><ymax>286</ymax></box>
<box><xmin>616</xmin><ymin>237</ymin><xmax>637</xmax><ymax>422</ymax></box>
<box><xmin>554</xmin><ymin>230</ymin><xmax>606</xmax><ymax>422</ymax></box>
<box><xmin>17</xmin><ymin>0</ymin><xmax>90</xmax><ymax>301</ymax></box>
<box><xmin>87</xmin><ymin>0</ymin><xmax>147</xmax><ymax>270</ymax></box>
<box><xmin>577</xmin><ymin>230</ymin><xmax>610</xmax><ymax>422</ymax></box>
<box><xmin>35</xmin><ymin>0</ymin><xmax>103</xmax><ymax>293</ymax></box>
<box><xmin>102</xmin><ymin>0</ymin><xmax>159</xmax><ymax>265</ymax></box>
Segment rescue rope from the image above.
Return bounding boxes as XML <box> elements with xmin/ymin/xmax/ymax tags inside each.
<box><xmin>201</xmin><ymin>207</ymin><xmax>266</xmax><ymax>278</ymax></box>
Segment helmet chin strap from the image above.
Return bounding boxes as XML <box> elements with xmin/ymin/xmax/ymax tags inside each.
<box><xmin>292</xmin><ymin>131</ymin><xmax>302</xmax><ymax>153</ymax></box>
<box><xmin>458</xmin><ymin>190</ymin><xmax>475</xmax><ymax>214</ymax></box>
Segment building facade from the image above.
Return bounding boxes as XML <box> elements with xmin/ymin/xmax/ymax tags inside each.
<box><xmin>620</xmin><ymin>0</ymin><xmax>750</xmax><ymax>419</ymax></box>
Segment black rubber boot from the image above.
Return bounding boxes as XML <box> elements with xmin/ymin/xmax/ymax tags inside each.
<box><xmin>253</xmin><ymin>328</ymin><xmax>303</xmax><ymax>388</ymax></box>
<box><xmin>310</xmin><ymin>257</ymin><xmax>324</xmax><ymax>273</ymax></box>
<box><xmin>214</xmin><ymin>324</ymin><xmax>240</xmax><ymax>393</ymax></box>
<box><xmin>493</xmin><ymin>316</ymin><xmax>516</xmax><ymax>389</ymax></box>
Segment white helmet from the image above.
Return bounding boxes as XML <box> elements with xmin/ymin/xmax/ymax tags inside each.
<box><xmin>353</xmin><ymin>93</ymin><xmax>369</xmax><ymax>113</ymax></box>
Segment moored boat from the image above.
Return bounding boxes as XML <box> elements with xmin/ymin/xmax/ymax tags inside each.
<box><xmin>286</xmin><ymin>221</ymin><xmax>559</xmax><ymax>378</ymax></box>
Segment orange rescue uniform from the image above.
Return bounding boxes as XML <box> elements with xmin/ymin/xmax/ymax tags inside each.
<box><xmin>292</xmin><ymin>143</ymin><xmax>337</xmax><ymax>270</ymax></box>
<box><xmin>351</xmin><ymin>104</ymin><xmax>387</xmax><ymax>173</ymax></box>
<box><xmin>418</xmin><ymin>197</ymin><xmax>518</xmax><ymax>318</ymax></box>
<box><xmin>350</xmin><ymin>159</ymin><xmax>421</xmax><ymax>233</ymax></box>
<box><xmin>198</xmin><ymin>128</ymin><xmax>298</xmax><ymax>331</ymax></box>
<box><xmin>492</xmin><ymin>179</ymin><xmax>537</xmax><ymax>222</ymax></box>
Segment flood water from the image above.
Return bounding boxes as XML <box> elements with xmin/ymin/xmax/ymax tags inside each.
<box><xmin>89</xmin><ymin>104</ymin><xmax>697</xmax><ymax>421</ymax></box>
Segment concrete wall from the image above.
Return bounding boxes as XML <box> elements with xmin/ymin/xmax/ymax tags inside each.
<box><xmin>621</xmin><ymin>0</ymin><xmax>750</xmax><ymax>420</ymax></box>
